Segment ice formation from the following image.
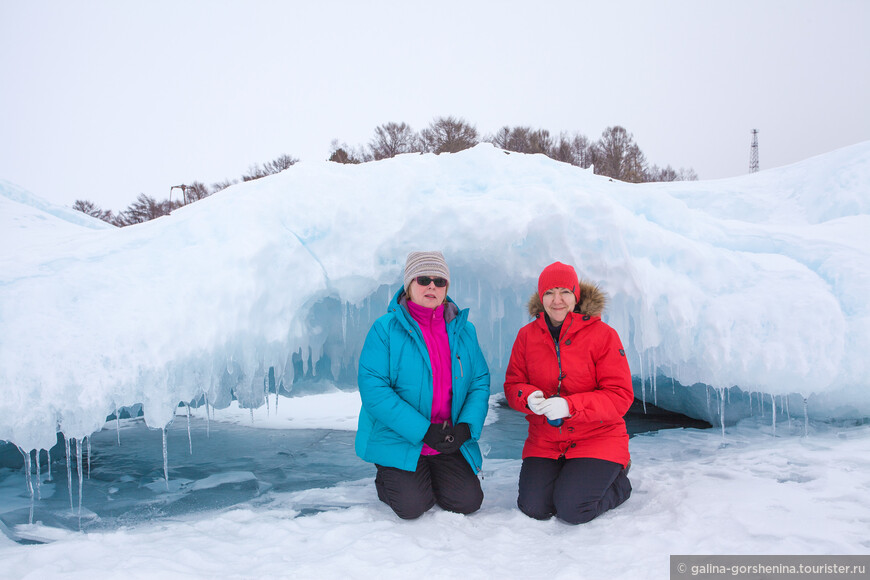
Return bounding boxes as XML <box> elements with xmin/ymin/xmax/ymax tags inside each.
<box><xmin>1</xmin><ymin>142</ymin><xmax>868</xmax><ymax>453</ymax></box>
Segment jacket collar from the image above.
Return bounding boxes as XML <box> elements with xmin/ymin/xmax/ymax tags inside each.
<box><xmin>528</xmin><ymin>279</ymin><xmax>607</xmax><ymax>338</ymax></box>
<box><xmin>527</xmin><ymin>279</ymin><xmax>607</xmax><ymax>319</ymax></box>
<box><xmin>389</xmin><ymin>287</ymin><xmax>461</xmax><ymax>325</ymax></box>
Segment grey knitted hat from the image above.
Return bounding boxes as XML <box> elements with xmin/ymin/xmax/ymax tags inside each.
<box><xmin>403</xmin><ymin>251</ymin><xmax>450</xmax><ymax>293</ymax></box>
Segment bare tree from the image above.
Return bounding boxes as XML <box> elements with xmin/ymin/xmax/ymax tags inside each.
<box><xmin>211</xmin><ymin>178</ymin><xmax>239</xmax><ymax>193</ymax></box>
<box><xmin>527</xmin><ymin>129</ymin><xmax>553</xmax><ymax>155</ymax></box>
<box><xmin>506</xmin><ymin>126</ymin><xmax>533</xmax><ymax>153</ymax></box>
<box><xmin>328</xmin><ymin>140</ymin><xmax>368</xmax><ymax>164</ymax></box>
<box><xmin>241</xmin><ymin>164</ymin><xmax>268</xmax><ymax>182</ymax></box>
<box><xmin>242</xmin><ymin>153</ymin><xmax>298</xmax><ymax>181</ymax></box>
<box><xmin>328</xmin><ymin>148</ymin><xmax>359</xmax><ymax>164</ymax></box>
<box><xmin>183</xmin><ymin>181</ymin><xmax>211</xmax><ymax>202</ymax></box>
<box><xmin>368</xmin><ymin>122</ymin><xmax>421</xmax><ymax>160</ymax></box>
<box><xmin>644</xmin><ymin>164</ymin><xmax>699</xmax><ymax>182</ymax></box>
<box><xmin>647</xmin><ymin>165</ymin><xmax>679</xmax><ymax>182</ymax></box>
<box><xmin>547</xmin><ymin>132</ymin><xmax>593</xmax><ymax>168</ymax></box>
<box><xmin>488</xmin><ymin>126</ymin><xmax>530</xmax><ymax>153</ymax></box>
<box><xmin>550</xmin><ymin>135</ymin><xmax>574</xmax><ymax>164</ymax></box>
<box><xmin>72</xmin><ymin>199</ymin><xmax>114</xmax><ymax>224</ymax></box>
<box><xmin>489</xmin><ymin>126</ymin><xmax>513</xmax><ymax>150</ymax></box>
<box><xmin>487</xmin><ymin>126</ymin><xmax>552</xmax><ymax>156</ymax></box>
<box><xmin>592</xmin><ymin>126</ymin><xmax>647</xmax><ymax>183</ymax></box>
<box><xmin>420</xmin><ymin>116</ymin><xmax>479</xmax><ymax>154</ymax></box>
<box><xmin>72</xmin><ymin>199</ymin><xmax>99</xmax><ymax>215</ymax></box>
<box><xmin>571</xmin><ymin>133</ymin><xmax>594</xmax><ymax>169</ymax></box>
<box><xmin>114</xmin><ymin>194</ymin><xmax>177</xmax><ymax>226</ymax></box>
<box><xmin>263</xmin><ymin>154</ymin><xmax>298</xmax><ymax>174</ymax></box>
<box><xmin>678</xmin><ymin>167</ymin><xmax>699</xmax><ymax>181</ymax></box>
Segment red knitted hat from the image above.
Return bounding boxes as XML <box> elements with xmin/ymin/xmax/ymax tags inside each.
<box><xmin>537</xmin><ymin>261</ymin><xmax>580</xmax><ymax>302</ymax></box>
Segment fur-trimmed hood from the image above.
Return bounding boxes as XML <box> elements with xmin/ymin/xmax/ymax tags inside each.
<box><xmin>527</xmin><ymin>280</ymin><xmax>607</xmax><ymax>318</ymax></box>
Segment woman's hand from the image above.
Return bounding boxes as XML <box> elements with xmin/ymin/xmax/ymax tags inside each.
<box><xmin>423</xmin><ymin>422</ymin><xmax>471</xmax><ymax>454</ymax></box>
<box><xmin>437</xmin><ymin>423</ymin><xmax>471</xmax><ymax>454</ymax></box>
<box><xmin>538</xmin><ymin>396</ymin><xmax>570</xmax><ymax>421</ymax></box>
<box><xmin>423</xmin><ymin>423</ymin><xmax>450</xmax><ymax>448</ymax></box>
<box><xmin>527</xmin><ymin>390</ymin><xmax>547</xmax><ymax>414</ymax></box>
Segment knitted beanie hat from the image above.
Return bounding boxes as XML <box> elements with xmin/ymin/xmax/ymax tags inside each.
<box><xmin>537</xmin><ymin>261</ymin><xmax>580</xmax><ymax>302</ymax></box>
<box><xmin>403</xmin><ymin>251</ymin><xmax>450</xmax><ymax>293</ymax></box>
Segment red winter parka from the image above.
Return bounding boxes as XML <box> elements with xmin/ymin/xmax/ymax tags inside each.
<box><xmin>504</xmin><ymin>281</ymin><xmax>633</xmax><ymax>467</ymax></box>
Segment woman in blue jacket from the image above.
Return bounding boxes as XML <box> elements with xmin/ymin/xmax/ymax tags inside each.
<box><xmin>356</xmin><ymin>251</ymin><xmax>490</xmax><ymax>519</ymax></box>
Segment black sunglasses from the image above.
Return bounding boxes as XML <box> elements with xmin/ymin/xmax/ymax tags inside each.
<box><xmin>415</xmin><ymin>276</ymin><xmax>448</xmax><ymax>287</ymax></box>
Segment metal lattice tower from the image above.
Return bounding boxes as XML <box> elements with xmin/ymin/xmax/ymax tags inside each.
<box><xmin>749</xmin><ymin>129</ymin><xmax>759</xmax><ymax>173</ymax></box>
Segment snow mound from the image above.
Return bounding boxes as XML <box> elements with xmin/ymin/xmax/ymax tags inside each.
<box><xmin>1</xmin><ymin>143</ymin><xmax>869</xmax><ymax>451</ymax></box>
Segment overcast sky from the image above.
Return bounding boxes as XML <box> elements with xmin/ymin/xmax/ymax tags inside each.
<box><xmin>2</xmin><ymin>0</ymin><xmax>868</xmax><ymax>210</ymax></box>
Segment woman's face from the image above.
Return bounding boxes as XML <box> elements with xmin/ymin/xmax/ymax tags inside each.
<box><xmin>542</xmin><ymin>287</ymin><xmax>577</xmax><ymax>325</ymax></box>
<box><xmin>408</xmin><ymin>277</ymin><xmax>448</xmax><ymax>309</ymax></box>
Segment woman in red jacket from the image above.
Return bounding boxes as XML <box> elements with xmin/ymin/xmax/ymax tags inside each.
<box><xmin>504</xmin><ymin>261</ymin><xmax>633</xmax><ymax>524</ymax></box>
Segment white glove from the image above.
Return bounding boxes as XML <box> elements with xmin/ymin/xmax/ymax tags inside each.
<box><xmin>538</xmin><ymin>396</ymin><xmax>571</xmax><ymax>421</ymax></box>
<box><xmin>527</xmin><ymin>390</ymin><xmax>546</xmax><ymax>415</ymax></box>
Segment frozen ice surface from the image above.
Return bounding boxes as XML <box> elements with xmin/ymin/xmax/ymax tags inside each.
<box><xmin>1</xmin><ymin>142</ymin><xmax>869</xmax><ymax>453</ymax></box>
<box><xmin>0</xmin><ymin>393</ymin><xmax>372</xmax><ymax>534</ymax></box>
<box><xmin>0</xmin><ymin>392</ymin><xmax>698</xmax><ymax>537</ymax></box>
<box><xmin>1</xmin><ymin>415</ymin><xmax>869</xmax><ymax>580</ymax></box>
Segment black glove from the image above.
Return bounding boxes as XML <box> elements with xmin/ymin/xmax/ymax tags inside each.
<box><xmin>434</xmin><ymin>423</ymin><xmax>472</xmax><ymax>455</ymax></box>
<box><xmin>423</xmin><ymin>423</ymin><xmax>450</xmax><ymax>449</ymax></box>
<box><xmin>450</xmin><ymin>422</ymin><xmax>472</xmax><ymax>450</ymax></box>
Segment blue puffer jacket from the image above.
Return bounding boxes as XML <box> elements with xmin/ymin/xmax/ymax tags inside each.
<box><xmin>355</xmin><ymin>288</ymin><xmax>491</xmax><ymax>472</ymax></box>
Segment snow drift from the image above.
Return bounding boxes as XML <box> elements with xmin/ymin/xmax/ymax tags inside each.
<box><xmin>1</xmin><ymin>143</ymin><xmax>868</xmax><ymax>451</ymax></box>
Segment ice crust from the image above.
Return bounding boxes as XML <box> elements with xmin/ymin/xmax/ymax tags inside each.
<box><xmin>1</xmin><ymin>143</ymin><xmax>868</xmax><ymax>451</ymax></box>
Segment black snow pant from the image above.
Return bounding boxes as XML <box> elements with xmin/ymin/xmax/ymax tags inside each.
<box><xmin>375</xmin><ymin>452</ymin><xmax>483</xmax><ymax>520</ymax></box>
<box><xmin>517</xmin><ymin>457</ymin><xmax>631</xmax><ymax>524</ymax></box>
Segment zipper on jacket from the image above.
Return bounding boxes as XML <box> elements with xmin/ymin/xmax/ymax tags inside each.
<box><xmin>550</xmin><ymin>315</ymin><xmax>573</xmax><ymax>433</ymax></box>
<box><xmin>457</xmin><ymin>355</ymin><xmax>463</xmax><ymax>378</ymax></box>
<box><xmin>552</xmin><ymin>338</ymin><xmax>564</xmax><ymax>434</ymax></box>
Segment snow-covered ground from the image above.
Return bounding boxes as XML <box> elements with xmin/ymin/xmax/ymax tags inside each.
<box><xmin>1</xmin><ymin>406</ymin><xmax>868</xmax><ymax>579</ymax></box>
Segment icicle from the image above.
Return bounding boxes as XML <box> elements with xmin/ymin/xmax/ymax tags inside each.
<box><xmin>45</xmin><ymin>448</ymin><xmax>52</xmax><ymax>483</ymax></box>
<box><xmin>706</xmin><ymin>386</ymin><xmax>711</xmax><ymax>416</ymax></box>
<box><xmin>748</xmin><ymin>390</ymin><xmax>753</xmax><ymax>415</ymax></box>
<box><xmin>20</xmin><ymin>447</ymin><xmax>33</xmax><ymax>498</ymax></box>
<box><xmin>186</xmin><ymin>404</ymin><xmax>193</xmax><ymax>455</ymax></box>
<box><xmin>250</xmin><ymin>407</ymin><xmax>254</xmax><ymax>423</ymax></box>
<box><xmin>87</xmin><ymin>437</ymin><xmax>91</xmax><ymax>479</ymax></box>
<box><xmin>803</xmin><ymin>397</ymin><xmax>809</xmax><ymax>437</ymax></box>
<box><xmin>20</xmin><ymin>447</ymin><xmax>34</xmax><ymax>525</ymax></box>
<box><xmin>76</xmin><ymin>438</ymin><xmax>83</xmax><ymax>526</ymax></box>
<box><xmin>264</xmin><ymin>374</ymin><xmax>270</xmax><ymax>416</ymax></box>
<box><xmin>759</xmin><ymin>391</ymin><xmax>764</xmax><ymax>417</ymax></box>
<box><xmin>341</xmin><ymin>300</ymin><xmax>348</xmax><ymax>345</ymax></box>
<box><xmin>719</xmin><ymin>389</ymin><xmax>726</xmax><ymax>438</ymax></box>
<box><xmin>771</xmin><ymin>393</ymin><xmax>776</xmax><ymax>436</ymax></box>
<box><xmin>205</xmin><ymin>391</ymin><xmax>211</xmax><ymax>438</ymax></box>
<box><xmin>477</xmin><ymin>280</ymin><xmax>482</xmax><ymax>315</ymax></box>
<box><xmin>34</xmin><ymin>449</ymin><xmax>42</xmax><ymax>500</ymax></box>
<box><xmin>65</xmin><ymin>435</ymin><xmax>73</xmax><ymax>511</ymax></box>
<box><xmin>274</xmin><ymin>379</ymin><xmax>280</xmax><ymax>415</ymax></box>
<box><xmin>500</xmin><ymin>307</ymin><xmax>507</xmax><ymax>369</ymax></box>
<box><xmin>651</xmin><ymin>351</ymin><xmax>657</xmax><ymax>406</ymax></box>
<box><xmin>785</xmin><ymin>395</ymin><xmax>792</xmax><ymax>428</ymax></box>
<box><xmin>162</xmin><ymin>427</ymin><xmax>169</xmax><ymax>491</ymax></box>
<box><xmin>639</xmin><ymin>349</ymin><xmax>647</xmax><ymax>413</ymax></box>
